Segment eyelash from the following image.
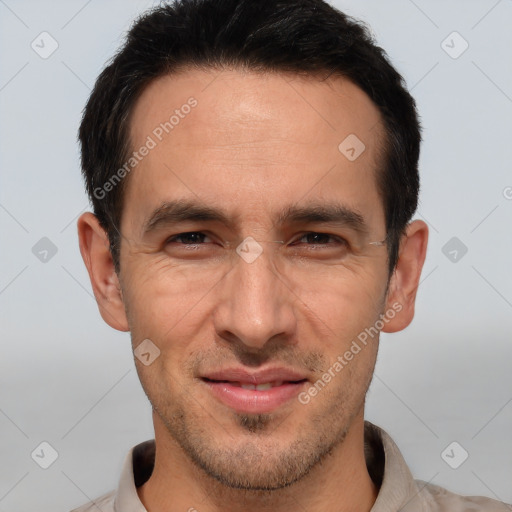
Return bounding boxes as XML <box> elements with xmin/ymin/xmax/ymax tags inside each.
<box><xmin>165</xmin><ymin>231</ymin><xmax>348</xmax><ymax>247</ymax></box>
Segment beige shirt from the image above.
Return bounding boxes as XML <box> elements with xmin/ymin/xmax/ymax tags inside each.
<box><xmin>71</xmin><ymin>422</ymin><xmax>509</xmax><ymax>511</ymax></box>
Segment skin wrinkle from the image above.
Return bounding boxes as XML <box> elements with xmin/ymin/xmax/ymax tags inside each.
<box><xmin>126</xmin><ymin>70</ymin><xmax>384</xmax><ymax>507</ymax></box>
<box><xmin>78</xmin><ymin>67</ymin><xmax>428</xmax><ymax>512</ymax></box>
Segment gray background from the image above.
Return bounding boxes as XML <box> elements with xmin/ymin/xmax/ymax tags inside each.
<box><xmin>1</xmin><ymin>0</ymin><xmax>511</xmax><ymax>510</ymax></box>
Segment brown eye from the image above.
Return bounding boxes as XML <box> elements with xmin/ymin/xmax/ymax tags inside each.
<box><xmin>295</xmin><ymin>232</ymin><xmax>347</xmax><ymax>246</ymax></box>
<box><xmin>166</xmin><ymin>232</ymin><xmax>210</xmax><ymax>245</ymax></box>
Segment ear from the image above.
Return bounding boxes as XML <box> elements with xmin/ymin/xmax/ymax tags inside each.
<box><xmin>77</xmin><ymin>212</ymin><xmax>129</xmax><ymax>332</ymax></box>
<box><xmin>382</xmin><ymin>220</ymin><xmax>428</xmax><ymax>333</ymax></box>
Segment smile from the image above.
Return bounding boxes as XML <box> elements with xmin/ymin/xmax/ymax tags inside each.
<box><xmin>201</xmin><ymin>374</ymin><xmax>308</xmax><ymax>414</ymax></box>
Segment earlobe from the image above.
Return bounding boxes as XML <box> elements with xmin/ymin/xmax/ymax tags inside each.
<box><xmin>77</xmin><ymin>212</ymin><xmax>130</xmax><ymax>332</ymax></box>
<box><xmin>382</xmin><ymin>220</ymin><xmax>428</xmax><ymax>333</ymax></box>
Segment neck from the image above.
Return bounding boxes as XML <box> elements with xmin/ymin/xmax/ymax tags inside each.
<box><xmin>137</xmin><ymin>411</ymin><xmax>378</xmax><ymax>512</ymax></box>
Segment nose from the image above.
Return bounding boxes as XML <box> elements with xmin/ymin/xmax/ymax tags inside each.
<box><xmin>212</xmin><ymin>243</ymin><xmax>297</xmax><ymax>351</ymax></box>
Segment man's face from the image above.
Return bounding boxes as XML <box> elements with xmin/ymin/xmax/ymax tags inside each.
<box><xmin>117</xmin><ymin>69</ymin><xmax>390</xmax><ymax>489</ymax></box>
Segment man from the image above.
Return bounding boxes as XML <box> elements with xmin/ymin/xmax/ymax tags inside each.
<box><xmin>73</xmin><ymin>0</ymin><xmax>509</xmax><ymax>510</ymax></box>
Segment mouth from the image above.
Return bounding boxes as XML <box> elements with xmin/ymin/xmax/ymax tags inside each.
<box><xmin>209</xmin><ymin>380</ymin><xmax>288</xmax><ymax>390</ymax></box>
<box><xmin>200</xmin><ymin>369</ymin><xmax>308</xmax><ymax>414</ymax></box>
<box><xmin>202</xmin><ymin>378</ymin><xmax>307</xmax><ymax>389</ymax></box>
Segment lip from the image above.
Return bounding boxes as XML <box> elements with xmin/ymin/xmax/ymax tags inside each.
<box><xmin>200</xmin><ymin>367</ymin><xmax>308</xmax><ymax>414</ymax></box>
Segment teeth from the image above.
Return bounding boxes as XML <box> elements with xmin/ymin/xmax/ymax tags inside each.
<box><xmin>255</xmin><ymin>383</ymin><xmax>272</xmax><ymax>391</ymax></box>
<box><xmin>239</xmin><ymin>381</ymin><xmax>283</xmax><ymax>390</ymax></box>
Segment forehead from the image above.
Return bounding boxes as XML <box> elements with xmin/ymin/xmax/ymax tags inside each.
<box><xmin>130</xmin><ymin>68</ymin><xmax>383</xmax><ymax>151</ymax></box>
<box><xmin>124</xmin><ymin>68</ymin><xmax>386</xmax><ymax>232</ymax></box>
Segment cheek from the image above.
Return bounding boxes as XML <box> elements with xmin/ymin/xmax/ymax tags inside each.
<box><xmin>122</xmin><ymin>261</ymin><xmax>218</xmax><ymax>378</ymax></box>
<box><xmin>292</xmin><ymin>263</ymin><xmax>387</xmax><ymax>339</ymax></box>
<box><xmin>122</xmin><ymin>256</ymin><xmax>209</xmax><ymax>324</ymax></box>
<box><xmin>122</xmin><ymin>249</ymin><xmax>388</xmax><ymax>351</ymax></box>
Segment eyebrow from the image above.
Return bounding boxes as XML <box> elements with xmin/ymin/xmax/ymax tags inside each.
<box><xmin>141</xmin><ymin>199</ymin><xmax>368</xmax><ymax>236</ymax></box>
<box><xmin>275</xmin><ymin>203</ymin><xmax>368</xmax><ymax>234</ymax></box>
<box><xmin>142</xmin><ymin>200</ymin><xmax>233</xmax><ymax>235</ymax></box>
